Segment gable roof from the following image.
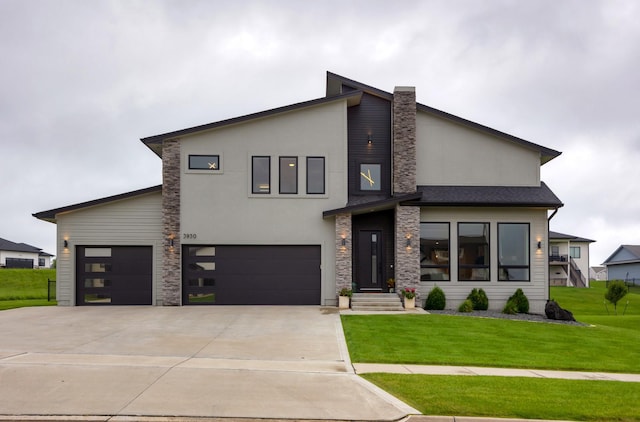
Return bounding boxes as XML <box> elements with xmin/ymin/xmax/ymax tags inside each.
<box><xmin>33</xmin><ymin>185</ymin><xmax>162</xmax><ymax>223</ymax></box>
<box><xmin>603</xmin><ymin>245</ymin><xmax>640</xmax><ymax>265</ymax></box>
<box><xmin>549</xmin><ymin>231</ymin><xmax>595</xmax><ymax>243</ymax></box>
<box><xmin>326</xmin><ymin>72</ymin><xmax>562</xmax><ymax>165</ymax></box>
<box><xmin>0</xmin><ymin>237</ymin><xmax>51</xmax><ymax>256</ymax></box>
<box><xmin>141</xmin><ymin>90</ymin><xmax>363</xmax><ymax>157</ymax></box>
<box><xmin>399</xmin><ymin>183</ymin><xmax>563</xmax><ymax>208</ymax></box>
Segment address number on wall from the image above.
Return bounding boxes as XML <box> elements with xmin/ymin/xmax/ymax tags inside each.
<box><xmin>183</xmin><ymin>233</ymin><xmax>197</xmax><ymax>240</ymax></box>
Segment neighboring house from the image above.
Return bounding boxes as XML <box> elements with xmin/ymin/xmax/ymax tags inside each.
<box><xmin>602</xmin><ymin>245</ymin><xmax>640</xmax><ymax>286</ymax></box>
<box><xmin>590</xmin><ymin>266</ymin><xmax>607</xmax><ymax>281</ymax></box>
<box><xmin>34</xmin><ymin>72</ymin><xmax>564</xmax><ymax>313</ymax></box>
<box><xmin>548</xmin><ymin>231</ymin><xmax>594</xmax><ymax>288</ymax></box>
<box><xmin>0</xmin><ymin>237</ymin><xmax>53</xmax><ymax>268</ymax></box>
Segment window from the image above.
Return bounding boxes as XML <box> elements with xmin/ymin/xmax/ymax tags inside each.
<box><xmin>420</xmin><ymin>223</ymin><xmax>450</xmax><ymax>281</ymax></box>
<box><xmin>306</xmin><ymin>157</ymin><xmax>325</xmax><ymax>194</ymax></box>
<box><xmin>458</xmin><ymin>223</ymin><xmax>490</xmax><ymax>281</ymax></box>
<box><xmin>279</xmin><ymin>156</ymin><xmax>298</xmax><ymax>194</ymax></box>
<box><xmin>252</xmin><ymin>156</ymin><xmax>270</xmax><ymax>194</ymax></box>
<box><xmin>360</xmin><ymin>163</ymin><xmax>381</xmax><ymax>191</ymax></box>
<box><xmin>498</xmin><ymin>223</ymin><xmax>530</xmax><ymax>281</ymax></box>
<box><xmin>570</xmin><ymin>246</ymin><xmax>581</xmax><ymax>258</ymax></box>
<box><xmin>189</xmin><ymin>155</ymin><xmax>220</xmax><ymax>171</ymax></box>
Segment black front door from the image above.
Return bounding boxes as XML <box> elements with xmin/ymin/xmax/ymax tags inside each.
<box><xmin>357</xmin><ymin>230</ymin><xmax>384</xmax><ymax>291</ymax></box>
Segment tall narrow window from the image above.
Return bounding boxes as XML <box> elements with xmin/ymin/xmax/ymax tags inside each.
<box><xmin>252</xmin><ymin>156</ymin><xmax>270</xmax><ymax>194</ymax></box>
<box><xmin>420</xmin><ymin>223</ymin><xmax>450</xmax><ymax>281</ymax></box>
<box><xmin>498</xmin><ymin>223</ymin><xmax>530</xmax><ymax>281</ymax></box>
<box><xmin>279</xmin><ymin>156</ymin><xmax>298</xmax><ymax>194</ymax></box>
<box><xmin>458</xmin><ymin>223</ymin><xmax>490</xmax><ymax>281</ymax></box>
<box><xmin>360</xmin><ymin>163</ymin><xmax>381</xmax><ymax>191</ymax></box>
<box><xmin>306</xmin><ymin>157</ymin><xmax>325</xmax><ymax>194</ymax></box>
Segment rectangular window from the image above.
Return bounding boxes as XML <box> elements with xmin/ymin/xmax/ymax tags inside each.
<box><xmin>458</xmin><ymin>223</ymin><xmax>490</xmax><ymax>281</ymax></box>
<box><xmin>189</xmin><ymin>155</ymin><xmax>220</xmax><ymax>171</ymax></box>
<box><xmin>420</xmin><ymin>223</ymin><xmax>450</xmax><ymax>281</ymax></box>
<box><xmin>306</xmin><ymin>157</ymin><xmax>325</xmax><ymax>194</ymax></box>
<box><xmin>279</xmin><ymin>156</ymin><xmax>298</xmax><ymax>194</ymax></box>
<box><xmin>360</xmin><ymin>163</ymin><xmax>381</xmax><ymax>191</ymax></box>
<box><xmin>570</xmin><ymin>246</ymin><xmax>581</xmax><ymax>259</ymax></box>
<box><xmin>498</xmin><ymin>223</ymin><xmax>530</xmax><ymax>281</ymax></box>
<box><xmin>252</xmin><ymin>156</ymin><xmax>270</xmax><ymax>194</ymax></box>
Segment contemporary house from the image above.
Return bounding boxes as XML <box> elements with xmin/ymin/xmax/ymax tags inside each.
<box><xmin>0</xmin><ymin>237</ymin><xmax>53</xmax><ymax>269</ymax></box>
<box><xmin>603</xmin><ymin>245</ymin><xmax>640</xmax><ymax>286</ymax></box>
<box><xmin>548</xmin><ymin>231</ymin><xmax>594</xmax><ymax>287</ymax></box>
<box><xmin>34</xmin><ymin>72</ymin><xmax>563</xmax><ymax>312</ymax></box>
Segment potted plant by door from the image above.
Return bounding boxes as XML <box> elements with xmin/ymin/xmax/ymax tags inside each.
<box><xmin>401</xmin><ymin>288</ymin><xmax>416</xmax><ymax>309</ymax></box>
<box><xmin>387</xmin><ymin>278</ymin><xmax>395</xmax><ymax>293</ymax></box>
<box><xmin>338</xmin><ymin>288</ymin><xmax>352</xmax><ymax>309</ymax></box>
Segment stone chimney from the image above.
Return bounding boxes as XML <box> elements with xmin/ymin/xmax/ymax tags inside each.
<box><xmin>392</xmin><ymin>86</ymin><xmax>417</xmax><ymax>194</ymax></box>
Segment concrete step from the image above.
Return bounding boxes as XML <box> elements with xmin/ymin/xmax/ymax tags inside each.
<box><xmin>350</xmin><ymin>293</ymin><xmax>405</xmax><ymax>311</ymax></box>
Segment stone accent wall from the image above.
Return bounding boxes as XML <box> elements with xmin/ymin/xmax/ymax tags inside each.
<box><xmin>393</xmin><ymin>86</ymin><xmax>417</xmax><ymax>195</ymax></box>
<box><xmin>335</xmin><ymin>213</ymin><xmax>352</xmax><ymax>297</ymax></box>
<box><xmin>395</xmin><ymin>204</ymin><xmax>420</xmax><ymax>298</ymax></box>
<box><xmin>161</xmin><ymin>139</ymin><xmax>181</xmax><ymax>306</ymax></box>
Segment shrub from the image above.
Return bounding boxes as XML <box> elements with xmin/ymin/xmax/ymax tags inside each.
<box><xmin>467</xmin><ymin>288</ymin><xmax>489</xmax><ymax>311</ymax></box>
<box><xmin>605</xmin><ymin>280</ymin><xmax>629</xmax><ymax>315</ymax></box>
<box><xmin>458</xmin><ymin>299</ymin><xmax>473</xmax><ymax>312</ymax></box>
<box><xmin>502</xmin><ymin>299</ymin><xmax>518</xmax><ymax>314</ymax></box>
<box><xmin>425</xmin><ymin>286</ymin><xmax>446</xmax><ymax>310</ymax></box>
<box><xmin>507</xmin><ymin>288</ymin><xmax>529</xmax><ymax>313</ymax></box>
<box><xmin>339</xmin><ymin>288</ymin><xmax>352</xmax><ymax>297</ymax></box>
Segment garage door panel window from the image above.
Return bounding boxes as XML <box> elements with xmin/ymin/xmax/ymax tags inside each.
<box><xmin>189</xmin><ymin>262</ymin><xmax>216</xmax><ymax>271</ymax></box>
<box><xmin>188</xmin><ymin>293</ymin><xmax>216</xmax><ymax>304</ymax></box>
<box><xmin>187</xmin><ymin>246</ymin><xmax>216</xmax><ymax>256</ymax></box>
<box><xmin>84</xmin><ymin>293</ymin><xmax>111</xmax><ymax>304</ymax></box>
<box><xmin>84</xmin><ymin>263</ymin><xmax>112</xmax><ymax>273</ymax></box>
<box><xmin>84</xmin><ymin>278</ymin><xmax>111</xmax><ymax>288</ymax></box>
<box><xmin>84</xmin><ymin>248</ymin><xmax>112</xmax><ymax>257</ymax></box>
<box><xmin>187</xmin><ymin>278</ymin><xmax>215</xmax><ymax>287</ymax></box>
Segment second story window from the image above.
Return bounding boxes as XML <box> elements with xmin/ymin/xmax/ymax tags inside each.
<box><xmin>570</xmin><ymin>246</ymin><xmax>581</xmax><ymax>259</ymax></box>
<box><xmin>306</xmin><ymin>157</ymin><xmax>325</xmax><ymax>194</ymax></box>
<box><xmin>252</xmin><ymin>156</ymin><xmax>270</xmax><ymax>194</ymax></box>
<box><xmin>279</xmin><ymin>157</ymin><xmax>298</xmax><ymax>194</ymax></box>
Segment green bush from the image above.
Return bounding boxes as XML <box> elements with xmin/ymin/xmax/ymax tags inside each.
<box><xmin>502</xmin><ymin>299</ymin><xmax>518</xmax><ymax>314</ymax></box>
<box><xmin>458</xmin><ymin>299</ymin><xmax>474</xmax><ymax>312</ymax></box>
<box><xmin>425</xmin><ymin>286</ymin><xmax>446</xmax><ymax>310</ymax></box>
<box><xmin>467</xmin><ymin>288</ymin><xmax>489</xmax><ymax>310</ymax></box>
<box><xmin>605</xmin><ymin>280</ymin><xmax>629</xmax><ymax>315</ymax></box>
<box><xmin>339</xmin><ymin>288</ymin><xmax>352</xmax><ymax>297</ymax></box>
<box><xmin>507</xmin><ymin>288</ymin><xmax>529</xmax><ymax>313</ymax></box>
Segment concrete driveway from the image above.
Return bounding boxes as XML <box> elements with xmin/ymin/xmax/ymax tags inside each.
<box><xmin>0</xmin><ymin>306</ymin><xmax>416</xmax><ymax>420</ymax></box>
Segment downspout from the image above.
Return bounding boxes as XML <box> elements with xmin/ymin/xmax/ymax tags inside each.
<box><xmin>547</xmin><ymin>208</ymin><xmax>559</xmax><ymax>300</ymax></box>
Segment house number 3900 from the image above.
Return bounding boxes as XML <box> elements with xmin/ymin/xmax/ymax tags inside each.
<box><xmin>183</xmin><ymin>233</ymin><xmax>197</xmax><ymax>240</ymax></box>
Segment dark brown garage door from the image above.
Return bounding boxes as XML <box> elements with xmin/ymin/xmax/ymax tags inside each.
<box><xmin>76</xmin><ymin>246</ymin><xmax>152</xmax><ymax>305</ymax></box>
<box><xmin>183</xmin><ymin>245</ymin><xmax>320</xmax><ymax>305</ymax></box>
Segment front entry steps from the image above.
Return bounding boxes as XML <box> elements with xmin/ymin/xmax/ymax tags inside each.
<box><xmin>350</xmin><ymin>293</ymin><xmax>405</xmax><ymax>312</ymax></box>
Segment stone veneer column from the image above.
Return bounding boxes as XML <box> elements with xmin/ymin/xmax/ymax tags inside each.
<box><xmin>393</xmin><ymin>86</ymin><xmax>417</xmax><ymax>195</ymax></box>
<box><xmin>395</xmin><ymin>204</ymin><xmax>420</xmax><ymax>299</ymax></box>
<box><xmin>393</xmin><ymin>86</ymin><xmax>420</xmax><ymax>300</ymax></box>
<box><xmin>335</xmin><ymin>213</ymin><xmax>352</xmax><ymax>298</ymax></box>
<box><xmin>161</xmin><ymin>139</ymin><xmax>181</xmax><ymax>306</ymax></box>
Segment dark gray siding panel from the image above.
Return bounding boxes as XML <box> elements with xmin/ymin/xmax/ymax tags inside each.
<box><xmin>348</xmin><ymin>92</ymin><xmax>392</xmax><ymax>200</ymax></box>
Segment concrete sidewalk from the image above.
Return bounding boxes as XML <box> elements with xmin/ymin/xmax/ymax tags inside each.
<box><xmin>354</xmin><ymin>363</ymin><xmax>640</xmax><ymax>383</ymax></box>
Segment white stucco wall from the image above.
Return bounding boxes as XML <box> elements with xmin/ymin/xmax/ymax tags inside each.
<box><xmin>419</xmin><ymin>207</ymin><xmax>550</xmax><ymax>314</ymax></box>
<box><xmin>179</xmin><ymin>100</ymin><xmax>349</xmax><ymax>306</ymax></box>
<box><xmin>416</xmin><ymin>112</ymin><xmax>541</xmax><ymax>186</ymax></box>
<box><xmin>55</xmin><ymin>191</ymin><xmax>163</xmax><ymax>306</ymax></box>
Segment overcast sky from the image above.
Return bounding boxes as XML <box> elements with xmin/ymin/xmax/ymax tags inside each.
<box><xmin>1</xmin><ymin>0</ymin><xmax>639</xmax><ymax>266</ymax></box>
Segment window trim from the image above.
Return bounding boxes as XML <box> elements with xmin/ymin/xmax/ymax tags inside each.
<box><xmin>497</xmin><ymin>222</ymin><xmax>531</xmax><ymax>282</ymax></box>
<box><xmin>457</xmin><ymin>222</ymin><xmax>490</xmax><ymax>281</ymax></box>
<box><xmin>279</xmin><ymin>156</ymin><xmax>298</xmax><ymax>194</ymax></box>
<box><xmin>252</xmin><ymin>156</ymin><xmax>271</xmax><ymax>194</ymax></box>
<box><xmin>420</xmin><ymin>222</ymin><xmax>450</xmax><ymax>282</ymax></box>
<box><xmin>306</xmin><ymin>156</ymin><xmax>325</xmax><ymax>194</ymax></box>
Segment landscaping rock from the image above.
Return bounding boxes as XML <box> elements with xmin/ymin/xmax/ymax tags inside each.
<box><xmin>545</xmin><ymin>300</ymin><xmax>576</xmax><ymax>321</ymax></box>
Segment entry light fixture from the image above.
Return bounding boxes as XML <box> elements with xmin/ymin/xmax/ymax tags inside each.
<box><xmin>341</xmin><ymin>237</ymin><xmax>346</xmax><ymax>247</ymax></box>
<box><xmin>168</xmin><ymin>237</ymin><xmax>174</xmax><ymax>248</ymax></box>
<box><xmin>537</xmin><ymin>241</ymin><xmax>542</xmax><ymax>250</ymax></box>
<box><xmin>367</xmin><ymin>134</ymin><xmax>372</xmax><ymax>145</ymax></box>
<box><xmin>63</xmin><ymin>239</ymin><xmax>68</xmax><ymax>248</ymax></box>
<box><xmin>406</xmin><ymin>236</ymin><xmax>412</xmax><ymax>248</ymax></box>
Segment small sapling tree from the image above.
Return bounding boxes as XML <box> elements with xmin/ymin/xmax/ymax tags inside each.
<box><xmin>605</xmin><ymin>280</ymin><xmax>628</xmax><ymax>315</ymax></box>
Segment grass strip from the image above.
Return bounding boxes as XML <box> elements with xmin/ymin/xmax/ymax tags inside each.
<box><xmin>363</xmin><ymin>373</ymin><xmax>640</xmax><ymax>422</ymax></box>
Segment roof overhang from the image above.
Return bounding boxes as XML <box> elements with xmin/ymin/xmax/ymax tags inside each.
<box><xmin>33</xmin><ymin>185</ymin><xmax>162</xmax><ymax>223</ymax></box>
<box><xmin>323</xmin><ymin>193</ymin><xmax>422</xmax><ymax>218</ymax></box>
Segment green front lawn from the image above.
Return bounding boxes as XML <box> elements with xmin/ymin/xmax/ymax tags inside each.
<box><xmin>364</xmin><ymin>373</ymin><xmax>640</xmax><ymax>422</ymax></box>
<box><xmin>343</xmin><ymin>282</ymin><xmax>640</xmax><ymax>421</ymax></box>
<box><xmin>0</xmin><ymin>268</ymin><xmax>56</xmax><ymax>310</ymax></box>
